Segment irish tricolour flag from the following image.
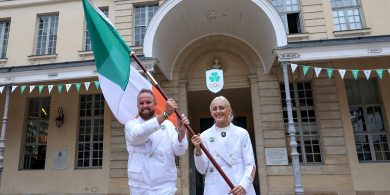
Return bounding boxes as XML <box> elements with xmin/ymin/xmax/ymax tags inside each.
<box><xmin>82</xmin><ymin>0</ymin><xmax>176</xmax><ymax>125</ymax></box>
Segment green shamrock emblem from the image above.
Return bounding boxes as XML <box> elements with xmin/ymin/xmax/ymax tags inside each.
<box><xmin>209</xmin><ymin>136</ymin><xmax>215</xmax><ymax>142</ymax></box>
<box><xmin>161</xmin><ymin>124</ymin><xmax>166</xmax><ymax>130</ymax></box>
<box><xmin>209</xmin><ymin>72</ymin><xmax>220</xmax><ymax>82</ymax></box>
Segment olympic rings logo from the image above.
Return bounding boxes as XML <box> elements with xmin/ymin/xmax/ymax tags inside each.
<box><xmin>208</xmin><ymin>82</ymin><xmax>223</xmax><ymax>88</ymax></box>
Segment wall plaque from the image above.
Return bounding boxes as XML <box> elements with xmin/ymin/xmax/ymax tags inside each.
<box><xmin>265</xmin><ymin>148</ymin><xmax>288</xmax><ymax>165</ymax></box>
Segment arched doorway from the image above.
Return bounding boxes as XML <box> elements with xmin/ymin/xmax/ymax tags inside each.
<box><xmin>175</xmin><ymin>35</ymin><xmax>261</xmax><ymax>194</ymax></box>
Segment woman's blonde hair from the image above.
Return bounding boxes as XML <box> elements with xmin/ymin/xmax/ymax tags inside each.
<box><xmin>210</xmin><ymin>96</ymin><xmax>234</xmax><ymax>122</ymax></box>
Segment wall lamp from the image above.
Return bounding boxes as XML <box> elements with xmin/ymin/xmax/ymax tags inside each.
<box><xmin>55</xmin><ymin>107</ymin><xmax>64</xmax><ymax>128</ymax></box>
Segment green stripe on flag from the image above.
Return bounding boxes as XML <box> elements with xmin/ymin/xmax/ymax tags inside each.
<box><xmin>82</xmin><ymin>0</ymin><xmax>131</xmax><ymax>90</ymax></box>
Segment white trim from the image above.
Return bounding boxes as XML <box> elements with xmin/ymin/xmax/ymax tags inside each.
<box><xmin>251</xmin><ymin>0</ymin><xmax>287</xmax><ymax>47</ymax></box>
<box><xmin>0</xmin><ymin>65</ymin><xmax>98</xmax><ymax>85</ymax></box>
<box><xmin>143</xmin><ymin>0</ymin><xmax>287</xmax><ymax>57</ymax></box>
<box><xmin>277</xmin><ymin>43</ymin><xmax>390</xmax><ymax>62</ymax></box>
<box><xmin>143</xmin><ymin>0</ymin><xmax>182</xmax><ymax>57</ymax></box>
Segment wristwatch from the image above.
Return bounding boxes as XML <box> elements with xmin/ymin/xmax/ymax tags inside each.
<box><xmin>163</xmin><ymin>111</ymin><xmax>170</xmax><ymax>120</ymax></box>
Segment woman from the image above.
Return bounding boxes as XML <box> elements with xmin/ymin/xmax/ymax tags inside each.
<box><xmin>191</xmin><ymin>96</ymin><xmax>256</xmax><ymax>195</ymax></box>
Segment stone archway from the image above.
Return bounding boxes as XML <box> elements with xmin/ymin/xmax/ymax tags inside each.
<box><xmin>172</xmin><ymin>34</ymin><xmax>263</xmax><ymax>195</ymax></box>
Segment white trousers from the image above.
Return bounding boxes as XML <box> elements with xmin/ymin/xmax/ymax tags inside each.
<box><xmin>129</xmin><ymin>186</ymin><xmax>177</xmax><ymax>195</ymax></box>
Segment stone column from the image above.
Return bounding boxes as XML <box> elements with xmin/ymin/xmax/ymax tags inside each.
<box><xmin>281</xmin><ymin>62</ymin><xmax>304</xmax><ymax>195</ymax></box>
<box><xmin>248</xmin><ymin>74</ymin><xmax>268</xmax><ymax>194</ymax></box>
<box><xmin>178</xmin><ymin>80</ymin><xmax>189</xmax><ymax>195</ymax></box>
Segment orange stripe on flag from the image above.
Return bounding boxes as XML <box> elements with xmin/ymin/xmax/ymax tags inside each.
<box><xmin>152</xmin><ymin>86</ymin><xmax>178</xmax><ymax>127</ymax></box>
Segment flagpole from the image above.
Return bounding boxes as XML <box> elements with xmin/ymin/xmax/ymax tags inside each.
<box><xmin>131</xmin><ymin>53</ymin><xmax>235</xmax><ymax>190</ymax></box>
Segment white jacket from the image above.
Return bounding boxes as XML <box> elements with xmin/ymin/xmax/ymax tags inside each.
<box><xmin>125</xmin><ymin>117</ymin><xmax>188</xmax><ymax>190</ymax></box>
<box><xmin>194</xmin><ymin>123</ymin><xmax>256</xmax><ymax>195</ymax></box>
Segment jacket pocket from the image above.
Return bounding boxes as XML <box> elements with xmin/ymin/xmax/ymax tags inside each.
<box><xmin>128</xmin><ymin>153</ymin><xmax>143</xmax><ymax>173</ymax></box>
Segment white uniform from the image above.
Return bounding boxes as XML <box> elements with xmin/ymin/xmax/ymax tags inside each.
<box><xmin>125</xmin><ymin>117</ymin><xmax>188</xmax><ymax>195</ymax></box>
<box><xmin>194</xmin><ymin>123</ymin><xmax>256</xmax><ymax>195</ymax></box>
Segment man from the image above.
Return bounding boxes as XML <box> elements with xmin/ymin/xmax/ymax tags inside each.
<box><xmin>125</xmin><ymin>89</ymin><xmax>189</xmax><ymax>194</ymax></box>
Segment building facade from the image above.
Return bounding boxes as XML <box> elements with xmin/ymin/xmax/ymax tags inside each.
<box><xmin>0</xmin><ymin>0</ymin><xmax>389</xmax><ymax>194</ymax></box>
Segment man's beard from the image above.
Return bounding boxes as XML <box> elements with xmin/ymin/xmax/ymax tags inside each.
<box><xmin>139</xmin><ymin>108</ymin><xmax>155</xmax><ymax>120</ymax></box>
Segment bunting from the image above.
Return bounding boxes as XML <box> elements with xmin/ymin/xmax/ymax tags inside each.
<box><xmin>289</xmin><ymin>64</ymin><xmax>389</xmax><ymax>80</ymax></box>
<box><xmin>0</xmin><ymin>81</ymin><xmax>100</xmax><ymax>94</ymax></box>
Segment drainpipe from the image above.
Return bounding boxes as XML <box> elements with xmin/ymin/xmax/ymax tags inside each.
<box><xmin>281</xmin><ymin>62</ymin><xmax>304</xmax><ymax>195</ymax></box>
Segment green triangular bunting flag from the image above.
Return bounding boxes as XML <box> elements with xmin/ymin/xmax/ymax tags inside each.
<box><xmin>94</xmin><ymin>81</ymin><xmax>100</xmax><ymax>90</ymax></box>
<box><xmin>57</xmin><ymin>84</ymin><xmax>63</xmax><ymax>93</ymax></box>
<box><xmin>21</xmin><ymin>85</ymin><xmax>26</xmax><ymax>94</ymax></box>
<box><xmin>302</xmin><ymin>65</ymin><xmax>310</xmax><ymax>76</ymax></box>
<box><xmin>326</xmin><ymin>68</ymin><xmax>334</xmax><ymax>79</ymax></box>
<box><xmin>351</xmin><ymin>70</ymin><xmax>359</xmax><ymax>80</ymax></box>
<box><xmin>75</xmin><ymin>83</ymin><xmax>81</xmax><ymax>92</ymax></box>
<box><xmin>376</xmin><ymin>69</ymin><xmax>383</xmax><ymax>79</ymax></box>
<box><xmin>38</xmin><ymin>85</ymin><xmax>44</xmax><ymax>94</ymax></box>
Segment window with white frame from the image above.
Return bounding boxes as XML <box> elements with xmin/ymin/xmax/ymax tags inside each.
<box><xmin>35</xmin><ymin>14</ymin><xmax>58</xmax><ymax>55</ymax></box>
<box><xmin>76</xmin><ymin>94</ymin><xmax>104</xmax><ymax>168</ymax></box>
<box><xmin>345</xmin><ymin>80</ymin><xmax>390</xmax><ymax>161</ymax></box>
<box><xmin>331</xmin><ymin>0</ymin><xmax>363</xmax><ymax>31</ymax></box>
<box><xmin>281</xmin><ymin>82</ymin><xmax>322</xmax><ymax>164</ymax></box>
<box><xmin>84</xmin><ymin>7</ymin><xmax>109</xmax><ymax>51</ymax></box>
<box><xmin>133</xmin><ymin>4</ymin><xmax>159</xmax><ymax>46</ymax></box>
<box><xmin>21</xmin><ymin>97</ymin><xmax>51</xmax><ymax>170</ymax></box>
<box><xmin>271</xmin><ymin>0</ymin><xmax>302</xmax><ymax>34</ymax></box>
<box><xmin>0</xmin><ymin>19</ymin><xmax>10</xmax><ymax>59</ymax></box>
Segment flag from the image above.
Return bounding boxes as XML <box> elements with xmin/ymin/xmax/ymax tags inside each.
<box><xmin>82</xmin><ymin>0</ymin><xmax>176</xmax><ymax>125</ymax></box>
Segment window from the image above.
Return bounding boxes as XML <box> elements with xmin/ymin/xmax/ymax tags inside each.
<box><xmin>345</xmin><ymin>80</ymin><xmax>390</xmax><ymax>161</ymax></box>
<box><xmin>271</xmin><ymin>0</ymin><xmax>302</xmax><ymax>34</ymax></box>
<box><xmin>21</xmin><ymin>97</ymin><xmax>51</xmax><ymax>170</ymax></box>
<box><xmin>76</xmin><ymin>94</ymin><xmax>105</xmax><ymax>168</ymax></box>
<box><xmin>281</xmin><ymin>82</ymin><xmax>322</xmax><ymax>164</ymax></box>
<box><xmin>84</xmin><ymin>7</ymin><xmax>109</xmax><ymax>51</ymax></box>
<box><xmin>134</xmin><ymin>4</ymin><xmax>159</xmax><ymax>46</ymax></box>
<box><xmin>331</xmin><ymin>0</ymin><xmax>363</xmax><ymax>31</ymax></box>
<box><xmin>35</xmin><ymin>14</ymin><xmax>58</xmax><ymax>55</ymax></box>
<box><xmin>0</xmin><ymin>19</ymin><xmax>10</xmax><ymax>59</ymax></box>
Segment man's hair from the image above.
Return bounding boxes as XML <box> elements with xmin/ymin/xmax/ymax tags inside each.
<box><xmin>138</xmin><ymin>89</ymin><xmax>156</xmax><ymax>102</ymax></box>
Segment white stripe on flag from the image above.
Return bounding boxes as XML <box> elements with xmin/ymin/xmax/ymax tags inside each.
<box><xmin>99</xmin><ymin>65</ymin><xmax>152</xmax><ymax>124</ymax></box>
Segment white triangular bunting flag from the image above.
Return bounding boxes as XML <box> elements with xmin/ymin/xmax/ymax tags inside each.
<box><xmin>29</xmin><ymin>85</ymin><xmax>35</xmax><ymax>93</ymax></box>
<box><xmin>363</xmin><ymin>70</ymin><xmax>371</xmax><ymax>80</ymax></box>
<box><xmin>338</xmin><ymin>69</ymin><xmax>346</xmax><ymax>79</ymax></box>
<box><xmin>0</xmin><ymin>86</ymin><xmax>4</xmax><ymax>94</ymax></box>
<box><xmin>314</xmin><ymin>67</ymin><xmax>322</xmax><ymax>77</ymax></box>
<box><xmin>11</xmin><ymin>86</ymin><xmax>17</xmax><ymax>93</ymax></box>
<box><xmin>84</xmin><ymin>82</ymin><xmax>90</xmax><ymax>91</ymax></box>
<box><xmin>290</xmin><ymin>63</ymin><xmax>298</xmax><ymax>73</ymax></box>
<box><xmin>388</xmin><ymin>69</ymin><xmax>390</xmax><ymax>74</ymax></box>
<box><xmin>48</xmin><ymin>85</ymin><xmax>53</xmax><ymax>94</ymax></box>
<box><xmin>66</xmin><ymin>84</ymin><xmax>72</xmax><ymax>92</ymax></box>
